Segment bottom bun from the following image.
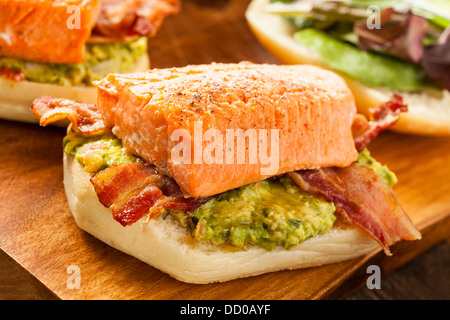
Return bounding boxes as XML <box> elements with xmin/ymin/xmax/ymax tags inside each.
<box><xmin>246</xmin><ymin>0</ymin><xmax>450</xmax><ymax>135</ymax></box>
<box><xmin>0</xmin><ymin>54</ymin><xmax>150</xmax><ymax>125</ymax></box>
<box><xmin>63</xmin><ymin>153</ymin><xmax>379</xmax><ymax>284</ymax></box>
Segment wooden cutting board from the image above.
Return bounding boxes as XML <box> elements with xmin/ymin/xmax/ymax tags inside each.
<box><xmin>0</xmin><ymin>0</ymin><xmax>449</xmax><ymax>300</ymax></box>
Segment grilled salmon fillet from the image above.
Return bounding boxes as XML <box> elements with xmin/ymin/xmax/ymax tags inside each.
<box><xmin>97</xmin><ymin>62</ymin><xmax>358</xmax><ymax>197</ymax></box>
<box><xmin>0</xmin><ymin>0</ymin><xmax>101</xmax><ymax>64</ymax></box>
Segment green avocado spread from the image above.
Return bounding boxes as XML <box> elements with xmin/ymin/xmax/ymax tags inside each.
<box><xmin>63</xmin><ymin>133</ymin><xmax>139</xmax><ymax>173</ymax></box>
<box><xmin>170</xmin><ymin>178</ymin><xmax>336</xmax><ymax>251</ymax></box>
<box><xmin>0</xmin><ymin>37</ymin><xmax>147</xmax><ymax>86</ymax></box>
<box><xmin>357</xmin><ymin>148</ymin><xmax>397</xmax><ymax>187</ymax></box>
<box><xmin>64</xmin><ymin>133</ymin><xmax>397</xmax><ymax>251</ymax></box>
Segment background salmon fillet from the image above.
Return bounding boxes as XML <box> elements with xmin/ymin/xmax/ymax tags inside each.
<box><xmin>0</xmin><ymin>0</ymin><xmax>101</xmax><ymax>64</ymax></box>
<box><xmin>97</xmin><ymin>62</ymin><xmax>358</xmax><ymax>197</ymax></box>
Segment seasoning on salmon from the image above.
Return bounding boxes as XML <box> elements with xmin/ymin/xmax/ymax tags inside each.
<box><xmin>0</xmin><ymin>0</ymin><xmax>101</xmax><ymax>64</ymax></box>
<box><xmin>96</xmin><ymin>62</ymin><xmax>359</xmax><ymax>197</ymax></box>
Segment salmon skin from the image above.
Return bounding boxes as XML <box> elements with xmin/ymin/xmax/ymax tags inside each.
<box><xmin>0</xmin><ymin>0</ymin><xmax>101</xmax><ymax>64</ymax></box>
<box><xmin>97</xmin><ymin>62</ymin><xmax>358</xmax><ymax>198</ymax></box>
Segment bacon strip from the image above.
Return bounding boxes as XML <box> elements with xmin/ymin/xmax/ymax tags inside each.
<box><xmin>0</xmin><ymin>66</ymin><xmax>25</xmax><ymax>82</ymax></box>
<box><xmin>352</xmin><ymin>94</ymin><xmax>407</xmax><ymax>152</ymax></box>
<box><xmin>90</xmin><ymin>161</ymin><xmax>211</xmax><ymax>226</ymax></box>
<box><xmin>31</xmin><ymin>96</ymin><xmax>107</xmax><ymax>135</ymax></box>
<box><xmin>92</xmin><ymin>0</ymin><xmax>180</xmax><ymax>39</ymax></box>
<box><xmin>288</xmin><ymin>164</ymin><xmax>421</xmax><ymax>255</ymax></box>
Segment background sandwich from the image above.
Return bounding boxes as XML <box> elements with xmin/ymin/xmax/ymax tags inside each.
<box><xmin>0</xmin><ymin>0</ymin><xmax>180</xmax><ymax>123</ymax></box>
<box><xmin>31</xmin><ymin>62</ymin><xmax>420</xmax><ymax>284</ymax></box>
<box><xmin>246</xmin><ymin>0</ymin><xmax>450</xmax><ymax>135</ymax></box>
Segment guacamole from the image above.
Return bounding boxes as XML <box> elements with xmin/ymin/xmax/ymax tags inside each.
<box><xmin>0</xmin><ymin>37</ymin><xmax>147</xmax><ymax>86</ymax></box>
<box><xmin>64</xmin><ymin>133</ymin><xmax>397</xmax><ymax>251</ymax></box>
<box><xmin>169</xmin><ymin>177</ymin><xmax>336</xmax><ymax>251</ymax></box>
<box><xmin>63</xmin><ymin>133</ymin><xmax>139</xmax><ymax>173</ymax></box>
<box><xmin>356</xmin><ymin>148</ymin><xmax>397</xmax><ymax>187</ymax></box>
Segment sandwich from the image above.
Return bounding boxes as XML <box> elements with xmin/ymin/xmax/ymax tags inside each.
<box><xmin>0</xmin><ymin>0</ymin><xmax>180</xmax><ymax>124</ymax></box>
<box><xmin>246</xmin><ymin>0</ymin><xmax>450</xmax><ymax>135</ymax></box>
<box><xmin>31</xmin><ymin>62</ymin><xmax>421</xmax><ymax>284</ymax></box>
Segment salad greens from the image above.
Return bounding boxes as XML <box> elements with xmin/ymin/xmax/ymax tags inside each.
<box><xmin>268</xmin><ymin>0</ymin><xmax>450</xmax><ymax>91</ymax></box>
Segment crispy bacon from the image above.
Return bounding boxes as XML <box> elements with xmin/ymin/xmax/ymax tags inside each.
<box><xmin>91</xmin><ymin>162</ymin><xmax>164</xmax><ymax>226</ymax></box>
<box><xmin>90</xmin><ymin>161</ymin><xmax>211</xmax><ymax>226</ymax></box>
<box><xmin>352</xmin><ymin>94</ymin><xmax>407</xmax><ymax>152</ymax></box>
<box><xmin>163</xmin><ymin>196</ymin><xmax>214</xmax><ymax>212</ymax></box>
<box><xmin>288</xmin><ymin>164</ymin><xmax>421</xmax><ymax>255</ymax></box>
<box><xmin>92</xmin><ymin>0</ymin><xmax>180</xmax><ymax>39</ymax></box>
<box><xmin>0</xmin><ymin>66</ymin><xmax>25</xmax><ymax>82</ymax></box>
<box><xmin>31</xmin><ymin>96</ymin><xmax>107</xmax><ymax>135</ymax></box>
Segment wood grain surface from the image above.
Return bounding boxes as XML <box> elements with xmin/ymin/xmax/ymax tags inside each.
<box><xmin>0</xmin><ymin>0</ymin><xmax>449</xmax><ymax>300</ymax></box>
